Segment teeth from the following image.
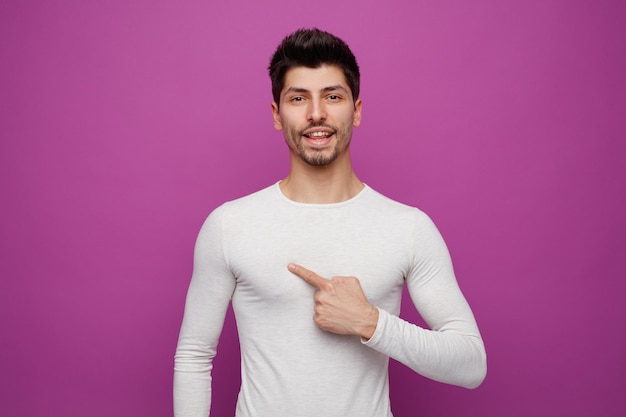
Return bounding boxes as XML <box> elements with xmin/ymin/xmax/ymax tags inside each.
<box><xmin>308</xmin><ymin>131</ymin><xmax>330</xmax><ymax>138</ymax></box>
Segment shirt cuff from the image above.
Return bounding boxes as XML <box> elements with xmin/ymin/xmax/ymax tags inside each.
<box><xmin>360</xmin><ymin>307</ymin><xmax>386</xmax><ymax>346</ymax></box>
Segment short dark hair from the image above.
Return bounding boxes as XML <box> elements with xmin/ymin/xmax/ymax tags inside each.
<box><xmin>268</xmin><ymin>28</ymin><xmax>360</xmax><ymax>105</ymax></box>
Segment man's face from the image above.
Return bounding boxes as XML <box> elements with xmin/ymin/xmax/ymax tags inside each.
<box><xmin>272</xmin><ymin>65</ymin><xmax>362</xmax><ymax>167</ymax></box>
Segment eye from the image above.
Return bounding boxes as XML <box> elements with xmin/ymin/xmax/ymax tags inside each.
<box><xmin>291</xmin><ymin>96</ymin><xmax>304</xmax><ymax>102</ymax></box>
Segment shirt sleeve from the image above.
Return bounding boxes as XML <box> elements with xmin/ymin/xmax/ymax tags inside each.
<box><xmin>363</xmin><ymin>211</ymin><xmax>487</xmax><ymax>389</ymax></box>
<box><xmin>174</xmin><ymin>206</ymin><xmax>236</xmax><ymax>416</ymax></box>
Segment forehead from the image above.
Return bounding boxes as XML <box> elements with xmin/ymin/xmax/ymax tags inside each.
<box><xmin>281</xmin><ymin>65</ymin><xmax>349</xmax><ymax>95</ymax></box>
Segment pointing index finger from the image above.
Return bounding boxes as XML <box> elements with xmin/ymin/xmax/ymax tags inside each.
<box><xmin>288</xmin><ymin>263</ymin><xmax>329</xmax><ymax>289</ymax></box>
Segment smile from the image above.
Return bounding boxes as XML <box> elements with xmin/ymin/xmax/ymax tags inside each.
<box><xmin>305</xmin><ymin>131</ymin><xmax>332</xmax><ymax>138</ymax></box>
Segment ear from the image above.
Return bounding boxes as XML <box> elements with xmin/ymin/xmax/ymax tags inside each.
<box><xmin>352</xmin><ymin>98</ymin><xmax>363</xmax><ymax>127</ymax></box>
<box><xmin>271</xmin><ymin>102</ymin><xmax>283</xmax><ymax>131</ymax></box>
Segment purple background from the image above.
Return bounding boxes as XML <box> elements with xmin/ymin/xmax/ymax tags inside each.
<box><xmin>1</xmin><ymin>1</ymin><xmax>624</xmax><ymax>416</ymax></box>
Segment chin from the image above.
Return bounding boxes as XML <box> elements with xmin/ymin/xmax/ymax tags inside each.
<box><xmin>301</xmin><ymin>149</ymin><xmax>341</xmax><ymax>166</ymax></box>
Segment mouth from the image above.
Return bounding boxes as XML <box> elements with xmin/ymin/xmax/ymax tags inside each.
<box><xmin>302</xmin><ymin>128</ymin><xmax>335</xmax><ymax>147</ymax></box>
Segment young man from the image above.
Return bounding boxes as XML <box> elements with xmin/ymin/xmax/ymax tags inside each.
<box><xmin>174</xmin><ymin>28</ymin><xmax>486</xmax><ymax>417</ymax></box>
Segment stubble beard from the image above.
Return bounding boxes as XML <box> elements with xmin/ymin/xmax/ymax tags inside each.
<box><xmin>286</xmin><ymin>123</ymin><xmax>351</xmax><ymax>167</ymax></box>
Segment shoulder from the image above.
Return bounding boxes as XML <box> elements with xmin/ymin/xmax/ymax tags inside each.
<box><xmin>198</xmin><ymin>183</ymin><xmax>281</xmax><ymax>237</ymax></box>
<box><xmin>212</xmin><ymin>183</ymin><xmax>278</xmax><ymax>215</ymax></box>
<box><xmin>195</xmin><ymin>184</ymin><xmax>279</xmax><ymax>242</ymax></box>
<box><xmin>364</xmin><ymin>187</ymin><xmax>429</xmax><ymax>219</ymax></box>
<box><xmin>363</xmin><ymin>187</ymin><xmax>444</xmax><ymax>237</ymax></box>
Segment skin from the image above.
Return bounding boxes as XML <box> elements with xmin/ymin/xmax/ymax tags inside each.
<box><xmin>288</xmin><ymin>263</ymin><xmax>379</xmax><ymax>340</ymax></box>
<box><xmin>272</xmin><ymin>65</ymin><xmax>364</xmax><ymax>204</ymax></box>
<box><xmin>271</xmin><ymin>64</ymin><xmax>379</xmax><ymax>340</ymax></box>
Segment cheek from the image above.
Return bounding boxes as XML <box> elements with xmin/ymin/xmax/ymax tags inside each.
<box><xmin>279</xmin><ymin>112</ymin><xmax>298</xmax><ymax>129</ymax></box>
<box><xmin>284</xmin><ymin>124</ymin><xmax>301</xmax><ymax>140</ymax></box>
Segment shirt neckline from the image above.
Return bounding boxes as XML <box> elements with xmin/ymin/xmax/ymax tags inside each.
<box><xmin>273</xmin><ymin>181</ymin><xmax>370</xmax><ymax>208</ymax></box>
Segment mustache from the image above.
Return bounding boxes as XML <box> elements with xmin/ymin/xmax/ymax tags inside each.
<box><xmin>299</xmin><ymin>122</ymin><xmax>337</xmax><ymax>134</ymax></box>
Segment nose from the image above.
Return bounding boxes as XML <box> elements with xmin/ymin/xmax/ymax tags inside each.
<box><xmin>307</xmin><ymin>99</ymin><xmax>327</xmax><ymax>122</ymax></box>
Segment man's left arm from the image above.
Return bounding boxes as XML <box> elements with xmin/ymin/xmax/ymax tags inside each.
<box><xmin>288</xmin><ymin>214</ymin><xmax>486</xmax><ymax>389</ymax></box>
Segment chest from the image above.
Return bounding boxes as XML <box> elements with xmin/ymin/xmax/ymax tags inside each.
<box><xmin>224</xmin><ymin>211</ymin><xmax>411</xmax><ymax>311</ymax></box>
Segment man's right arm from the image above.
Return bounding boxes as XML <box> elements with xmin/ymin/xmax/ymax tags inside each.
<box><xmin>174</xmin><ymin>208</ymin><xmax>236</xmax><ymax>416</ymax></box>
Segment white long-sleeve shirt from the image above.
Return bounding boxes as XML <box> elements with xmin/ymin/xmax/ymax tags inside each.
<box><xmin>174</xmin><ymin>183</ymin><xmax>486</xmax><ymax>417</ymax></box>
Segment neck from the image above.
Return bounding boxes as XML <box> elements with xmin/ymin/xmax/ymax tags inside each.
<box><xmin>280</xmin><ymin>151</ymin><xmax>364</xmax><ymax>204</ymax></box>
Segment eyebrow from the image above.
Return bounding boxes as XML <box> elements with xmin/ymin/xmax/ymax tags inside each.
<box><xmin>284</xmin><ymin>85</ymin><xmax>348</xmax><ymax>95</ymax></box>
